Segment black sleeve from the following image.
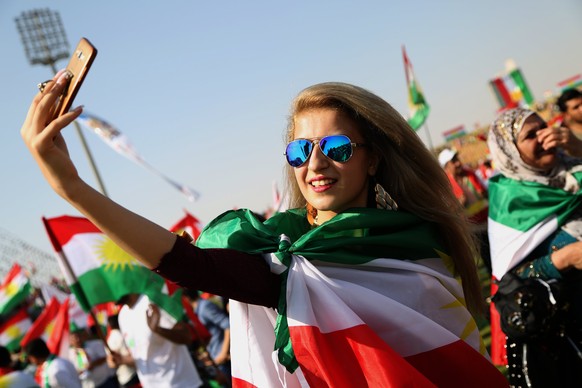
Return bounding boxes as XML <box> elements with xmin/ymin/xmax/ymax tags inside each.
<box><xmin>152</xmin><ymin>235</ymin><xmax>280</xmax><ymax>308</ymax></box>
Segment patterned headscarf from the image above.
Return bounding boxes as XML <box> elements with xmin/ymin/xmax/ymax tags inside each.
<box><xmin>488</xmin><ymin>107</ymin><xmax>582</xmax><ymax>192</ymax></box>
<box><xmin>488</xmin><ymin>107</ymin><xmax>582</xmax><ymax>240</ymax></box>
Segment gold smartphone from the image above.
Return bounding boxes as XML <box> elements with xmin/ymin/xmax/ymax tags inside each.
<box><xmin>51</xmin><ymin>37</ymin><xmax>97</xmax><ymax>120</ymax></box>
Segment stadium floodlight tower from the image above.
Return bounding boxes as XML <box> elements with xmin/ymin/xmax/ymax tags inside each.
<box><xmin>15</xmin><ymin>8</ymin><xmax>108</xmax><ymax>196</ymax></box>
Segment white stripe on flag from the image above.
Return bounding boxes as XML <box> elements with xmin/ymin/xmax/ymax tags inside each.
<box><xmin>488</xmin><ymin>215</ymin><xmax>557</xmax><ymax>279</ymax></box>
<box><xmin>58</xmin><ymin>232</ymin><xmax>105</xmax><ymax>276</ymax></box>
<box><xmin>288</xmin><ymin>256</ymin><xmax>481</xmax><ymax>357</ymax></box>
<box><xmin>229</xmin><ymin>302</ymin><xmax>305</xmax><ymax>387</ymax></box>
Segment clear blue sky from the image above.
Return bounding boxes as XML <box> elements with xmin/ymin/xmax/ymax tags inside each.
<box><xmin>1</xmin><ymin>0</ymin><xmax>581</xmax><ymax>258</ymax></box>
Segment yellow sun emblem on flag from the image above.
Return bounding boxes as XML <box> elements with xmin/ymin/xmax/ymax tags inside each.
<box><xmin>95</xmin><ymin>237</ymin><xmax>137</xmax><ymax>270</ymax></box>
<box><xmin>6</xmin><ymin>325</ymin><xmax>22</xmax><ymax>339</ymax></box>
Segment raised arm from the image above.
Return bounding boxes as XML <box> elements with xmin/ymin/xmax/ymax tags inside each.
<box><xmin>21</xmin><ymin>71</ymin><xmax>175</xmax><ymax>268</ymax></box>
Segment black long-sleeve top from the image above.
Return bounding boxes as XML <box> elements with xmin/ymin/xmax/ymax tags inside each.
<box><xmin>152</xmin><ymin>235</ymin><xmax>281</xmax><ymax>308</ymax></box>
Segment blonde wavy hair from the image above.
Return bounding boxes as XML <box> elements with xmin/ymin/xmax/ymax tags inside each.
<box><xmin>283</xmin><ymin>82</ymin><xmax>483</xmax><ymax>315</ymax></box>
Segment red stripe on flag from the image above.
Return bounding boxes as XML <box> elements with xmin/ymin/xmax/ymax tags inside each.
<box><xmin>290</xmin><ymin>324</ymin><xmax>435</xmax><ymax>387</ymax></box>
<box><xmin>1</xmin><ymin>264</ymin><xmax>23</xmax><ymax>287</ymax></box>
<box><xmin>489</xmin><ymin>278</ymin><xmax>507</xmax><ymax>366</ymax></box>
<box><xmin>290</xmin><ymin>324</ymin><xmax>507</xmax><ymax>388</ymax></box>
<box><xmin>43</xmin><ymin>215</ymin><xmax>102</xmax><ymax>250</ymax></box>
<box><xmin>557</xmin><ymin>74</ymin><xmax>582</xmax><ymax>88</ymax></box>
<box><xmin>169</xmin><ymin>210</ymin><xmax>202</xmax><ymax>241</ymax></box>
<box><xmin>443</xmin><ymin>125</ymin><xmax>465</xmax><ymax>137</ymax></box>
<box><xmin>47</xmin><ymin>297</ymin><xmax>69</xmax><ymax>355</ymax></box>
<box><xmin>232</xmin><ymin>378</ymin><xmax>257</xmax><ymax>388</ymax></box>
<box><xmin>402</xmin><ymin>45</ymin><xmax>412</xmax><ymax>85</ymax></box>
<box><xmin>406</xmin><ymin>339</ymin><xmax>508</xmax><ymax>387</ymax></box>
<box><xmin>0</xmin><ymin>308</ymin><xmax>29</xmax><ymax>333</ymax></box>
<box><xmin>20</xmin><ymin>297</ymin><xmax>60</xmax><ymax>348</ymax></box>
<box><xmin>491</xmin><ymin>78</ymin><xmax>513</xmax><ymax>107</ymax></box>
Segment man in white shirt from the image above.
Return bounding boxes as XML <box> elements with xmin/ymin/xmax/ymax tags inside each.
<box><xmin>108</xmin><ymin>293</ymin><xmax>202</xmax><ymax>388</ymax></box>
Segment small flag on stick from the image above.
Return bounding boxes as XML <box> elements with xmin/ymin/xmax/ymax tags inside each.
<box><xmin>402</xmin><ymin>46</ymin><xmax>430</xmax><ymax>131</ymax></box>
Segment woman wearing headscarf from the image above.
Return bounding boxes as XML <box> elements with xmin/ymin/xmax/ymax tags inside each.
<box><xmin>488</xmin><ymin>107</ymin><xmax>582</xmax><ymax>387</ymax></box>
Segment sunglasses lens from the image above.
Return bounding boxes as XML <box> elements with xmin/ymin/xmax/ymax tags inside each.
<box><xmin>320</xmin><ymin>135</ymin><xmax>352</xmax><ymax>162</ymax></box>
<box><xmin>286</xmin><ymin>139</ymin><xmax>312</xmax><ymax>167</ymax></box>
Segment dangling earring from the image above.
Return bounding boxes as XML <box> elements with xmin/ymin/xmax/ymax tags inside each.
<box><xmin>306</xmin><ymin>203</ymin><xmax>319</xmax><ymax>225</ymax></box>
<box><xmin>375</xmin><ymin>183</ymin><xmax>398</xmax><ymax>211</ymax></box>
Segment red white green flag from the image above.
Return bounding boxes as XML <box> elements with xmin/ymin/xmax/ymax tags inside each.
<box><xmin>402</xmin><ymin>45</ymin><xmax>430</xmax><ymax>131</ymax></box>
<box><xmin>0</xmin><ymin>263</ymin><xmax>32</xmax><ymax>315</ymax></box>
<box><xmin>0</xmin><ymin>308</ymin><xmax>32</xmax><ymax>352</ymax></box>
<box><xmin>20</xmin><ymin>296</ymin><xmax>70</xmax><ymax>357</ymax></box>
<box><xmin>489</xmin><ymin>68</ymin><xmax>534</xmax><ymax>110</ymax></box>
<box><xmin>47</xmin><ymin>297</ymin><xmax>70</xmax><ymax>357</ymax></box>
<box><xmin>169</xmin><ymin>210</ymin><xmax>203</xmax><ymax>241</ymax></box>
<box><xmin>20</xmin><ymin>296</ymin><xmax>60</xmax><ymax>349</ymax></box>
<box><xmin>43</xmin><ymin>215</ymin><xmax>184</xmax><ymax>320</ymax></box>
<box><xmin>557</xmin><ymin>74</ymin><xmax>582</xmax><ymax>92</ymax></box>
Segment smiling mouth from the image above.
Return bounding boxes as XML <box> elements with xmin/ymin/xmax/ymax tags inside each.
<box><xmin>310</xmin><ymin>179</ymin><xmax>336</xmax><ymax>187</ymax></box>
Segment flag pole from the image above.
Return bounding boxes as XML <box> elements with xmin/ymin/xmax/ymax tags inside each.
<box><xmin>42</xmin><ymin>217</ymin><xmax>112</xmax><ymax>351</ymax></box>
<box><xmin>422</xmin><ymin>121</ymin><xmax>434</xmax><ymax>151</ymax></box>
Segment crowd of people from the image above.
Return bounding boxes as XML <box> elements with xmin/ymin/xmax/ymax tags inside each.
<box><xmin>3</xmin><ymin>66</ymin><xmax>581</xmax><ymax>387</ymax></box>
<box><xmin>0</xmin><ymin>289</ymin><xmax>233</xmax><ymax>388</ymax></box>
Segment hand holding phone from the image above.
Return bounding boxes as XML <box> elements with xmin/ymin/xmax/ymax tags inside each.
<box><xmin>50</xmin><ymin>37</ymin><xmax>97</xmax><ymax>120</ymax></box>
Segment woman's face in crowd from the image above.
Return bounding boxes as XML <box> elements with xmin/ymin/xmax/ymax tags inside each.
<box><xmin>292</xmin><ymin>108</ymin><xmax>377</xmax><ymax>224</ymax></box>
<box><xmin>516</xmin><ymin>114</ymin><xmax>557</xmax><ymax>170</ymax></box>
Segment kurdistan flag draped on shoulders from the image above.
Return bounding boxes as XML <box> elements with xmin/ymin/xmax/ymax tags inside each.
<box><xmin>42</xmin><ymin>215</ymin><xmax>183</xmax><ymax>320</ymax></box>
<box><xmin>195</xmin><ymin>208</ymin><xmax>507</xmax><ymax>387</ymax></box>
<box><xmin>487</xmin><ymin>172</ymin><xmax>582</xmax><ymax>279</ymax></box>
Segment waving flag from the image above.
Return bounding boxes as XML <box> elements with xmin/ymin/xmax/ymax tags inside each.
<box><xmin>20</xmin><ymin>296</ymin><xmax>60</xmax><ymax>349</ymax></box>
<box><xmin>0</xmin><ymin>309</ymin><xmax>32</xmax><ymax>352</ymax></box>
<box><xmin>0</xmin><ymin>264</ymin><xmax>32</xmax><ymax>315</ymax></box>
<box><xmin>443</xmin><ymin>125</ymin><xmax>466</xmax><ymax>142</ymax></box>
<box><xmin>43</xmin><ymin>215</ymin><xmax>184</xmax><ymax>320</ymax></box>
<box><xmin>169</xmin><ymin>210</ymin><xmax>204</xmax><ymax>241</ymax></box>
<box><xmin>20</xmin><ymin>296</ymin><xmax>70</xmax><ymax>357</ymax></box>
<box><xmin>76</xmin><ymin>112</ymin><xmax>200</xmax><ymax>202</ymax></box>
<box><xmin>490</xmin><ymin>67</ymin><xmax>534</xmax><ymax>110</ymax></box>
<box><xmin>557</xmin><ymin>74</ymin><xmax>582</xmax><ymax>92</ymax></box>
<box><xmin>402</xmin><ymin>45</ymin><xmax>430</xmax><ymax>130</ymax></box>
<box><xmin>47</xmin><ymin>297</ymin><xmax>70</xmax><ymax>357</ymax></box>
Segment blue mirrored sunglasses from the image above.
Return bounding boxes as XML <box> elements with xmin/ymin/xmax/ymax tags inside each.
<box><xmin>284</xmin><ymin>134</ymin><xmax>366</xmax><ymax>167</ymax></box>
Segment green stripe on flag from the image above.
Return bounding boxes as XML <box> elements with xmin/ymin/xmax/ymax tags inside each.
<box><xmin>74</xmin><ymin>265</ymin><xmax>184</xmax><ymax>320</ymax></box>
<box><xmin>408</xmin><ymin>104</ymin><xmax>430</xmax><ymax>131</ymax></box>
<box><xmin>488</xmin><ymin>174</ymin><xmax>582</xmax><ymax>231</ymax></box>
<box><xmin>197</xmin><ymin>208</ymin><xmax>444</xmax><ymax>266</ymax></box>
<box><xmin>510</xmin><ymin>69</ymin><xmax>534</xmax><ymax>105</ymax></box>
<box><xmin>0</xmin><ymin>282</ymin><xmax>31</xmax><ymax>315</ymax></box>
